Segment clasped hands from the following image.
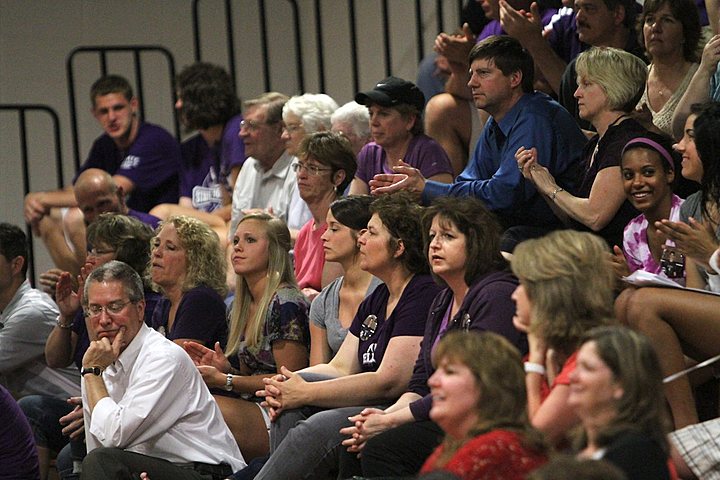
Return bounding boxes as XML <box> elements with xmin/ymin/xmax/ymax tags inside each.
<box><xmin>515</xmin><ymin>146</ymin><xmax>556</xmax><ymax>196</ymax></box>
<box><xmin>255</xmin><ymin>366</ymin><xmax>309</xmax><ymax>421</ymax></box>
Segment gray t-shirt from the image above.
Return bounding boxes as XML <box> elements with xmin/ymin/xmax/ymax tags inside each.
<box><xmin>309</xmin><ymin>276</ymin><xmax>382</xmax><ymax>356</ymax></box>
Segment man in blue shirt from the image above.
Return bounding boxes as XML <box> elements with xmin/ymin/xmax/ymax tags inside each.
<box><xmin>372</xmin><ymin>35</ymin><xmax>587</xmax><ymax>250</ymax></box>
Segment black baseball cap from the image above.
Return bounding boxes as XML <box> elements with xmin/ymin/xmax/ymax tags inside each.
<box><xmin>355</xmin><ymin>76</ymin><xmax>425</xmax><ymax>111</ymax></box>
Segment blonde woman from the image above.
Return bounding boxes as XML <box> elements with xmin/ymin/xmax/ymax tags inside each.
<box><xmin>184</xmin><ymin>213</ymin><xmax>309</xmax><ymax>461</ymax></box>
<box><xmin>150</xmin><ymin>215</ymin><xmax>228</xmax><ymax>347</ymax></box>
<box><xmin>511</xmin><ymin>230</ymin><xmax>615</xmax><ymax>446</ymax></box>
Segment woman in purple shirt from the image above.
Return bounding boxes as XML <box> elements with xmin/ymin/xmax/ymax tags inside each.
<box><xmin>251</xmin><ymin>193</ymin><xmax>441</xmax><ymax>480</ymax></box>
<box><xmin>339</xmin><ymin>196</ymin><xmax>526</xmax><ymax>478</ymax></box>
<box><xmin>349</xmin><ymin>77</ymin><xmax>453</xmax><ymax>195</ymax></box>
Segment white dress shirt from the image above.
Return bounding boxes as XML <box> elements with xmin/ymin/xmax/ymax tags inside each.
<box><xmin>82</xmin><ymin>324</ymin><xmax>245</xmax><ymax>471</ymax></box>
<box><xmin>229</xmin><ymin>150</ymin><xmax>311</xmax><ymax>238</ymax></box>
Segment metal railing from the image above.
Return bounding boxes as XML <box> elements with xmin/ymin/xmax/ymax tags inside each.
<box><xmin>192</xmin><ymin>0</ymin><xmax>463</xmax><ymax>95</ymax></box>
<box><xmin>0</xmin><ymin>104</ymin><xmax>64</xmax><ymax>284</ymax></box>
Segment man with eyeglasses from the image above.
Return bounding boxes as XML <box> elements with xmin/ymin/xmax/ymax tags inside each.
<box><xmin>229</xmin><ymin>92</ymin><xmax>311</xmax><ymax>241</ymax></box>
<box><xmin>78</xmin><ymin>260</ymin><xmax>245</xmax><ymax>479</ymax></box>
<box><xmin>0</xmin><ymin>223</ymin><xmax>79</xmax><ymax>400</ymax></box>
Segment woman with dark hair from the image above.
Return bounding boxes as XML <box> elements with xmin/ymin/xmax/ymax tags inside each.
<box><xmin>518</xmin><ymin>47</ymin><xmax>649</xmax><ymax>248</ymax></box>
<box><xmin>251</xmin><ymin>193</ymin><xmax>441</xmax><ymax>480</ymax></box>
<box><xmin>624</xmin><ymin>102</ymin><xmax>720</xmax><ymax>429</ymax></box>
<box><xmin>569</xmin><ymin>326</ymin><xmax>671</xmax><ymax>479</ymax></box>
<box><xmin>150</xmin><ymin>215</ymin><xmax>228</xmax><ymax>348</ymax></box>
<box><xmin>340</xmin><ymin>196</ymin><xmax>525</xmax><ymax>478</ymax></box>
<box><xmin>184</xmin><ymin>213</ymin><xmax>309</xmax><ymax>461</ymax></box>
<box><xmin>636</xmin><ymin>0</ymin><xmax>702</xmax><ymax>136</ymax></box>
<box><xmin>419</xmin><ymin>331</ymin><xmax>548</xmax><ymax>479</ymax></box>
<box><xmin>292</xmin><ymin>131</ymin><xmax>357</xmax><ymax>299</ymax></box>
<box><xmin>612</xmin><ymin>133</ymin><xmax>685</xmax><ymax>283</ymax></box>
<box><xmin>349</xmin><ymin>76</ymin><xmax>453</xmax><ymax>195</ymax></box>
<box><xmin>150</xmin><ymin>62</ymin><xmax>245</xmax><ymax>244</ymax></box>
<box><xmin>309</xmin><ymin>195</ymin><xmax>382</xmax><ymax>364</ymax></box>
<box><xmin>511</xmin><ymin>230</ymin><xmax>615</xmax><ymax>446</ymax></box>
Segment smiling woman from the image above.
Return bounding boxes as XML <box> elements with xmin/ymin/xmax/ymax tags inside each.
<box><xmin>419</xmin><ymin>331</ymin><xmax>548</xmax><ymax>480</ymax></box>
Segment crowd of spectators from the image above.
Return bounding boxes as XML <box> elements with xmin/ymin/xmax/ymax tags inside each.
<box><xmin>4</xmin><ymin>1</ymin><xmax>720</xmax><ymax>479</ymax></box>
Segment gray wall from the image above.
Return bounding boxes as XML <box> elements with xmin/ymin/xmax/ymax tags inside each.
<box><xmin>0</xmin><ymin>0</ymin><xmax>461</xmax><ymax>278</ymax></box>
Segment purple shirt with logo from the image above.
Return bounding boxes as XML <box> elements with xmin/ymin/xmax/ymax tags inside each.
<box><xmin>349</xmin><ymin>274</ymin><xmax>439</xmax><ymax>373</ymax></box>
<box><xmin>76</xmin><ymin>122</ymin><xmax>181</xmax><ymax>212</ymax></box>
<box><xmin>180</xmin><ymin>114</ymin><xmax>246</xmax><ymax>212</ymax></box>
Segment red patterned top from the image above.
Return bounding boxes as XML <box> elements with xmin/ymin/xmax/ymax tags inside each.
<box><xmin>420</xmin><ymin>429</ymin><xmax>547</xmax><ymax>480</ymax></box>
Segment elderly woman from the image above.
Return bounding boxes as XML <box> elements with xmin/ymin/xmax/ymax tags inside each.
<box><xmin>349</xmin><ymin>76</ymin><xmax>453</xmax><ymax>195</ymax></box>
<box><xmin>292</xmin><ymin>132</ymin><xmax>357</xmax><ymax>299</ymax></box>
<box><xmin>518</xmin><ymin>47</ymin><xmax>649</xmax><ymax>248</ymax></box>
<box><xmin>281</xmin><ymin>93</ymin><xmax>338</xmax><ymax>157</ymax></box>
<box><xmin>330</xmin><ymin>101</ymin><xmax>372</xmax><ymax>156</ymax></box>
<box><xmin>511</xmin><ymin>230</ymin><xmax>615</xmax><ymax>446</ymax></box>
<box><xmin>569</xmin><ymin>326</ymin><xmax>671</xmax><ymax>479</ymax></box>
<box><xmin>636</xmin><ymin>0</ymin><xmax>702</xmax><ymax>136</ymax></box>
<box><xmin>252</xmin><ymin>193</ymin><xmax>441</xmax><ymax>480</ymax></box>
<box><xmin>419</xmin><ymin>331</ymin><xmax>548</xmax><ymax>480</ymax></box>
<box><xmin>24</xmin><ymin>213</ymin><xmax>158</xmax><ymax>479</ymax></box>
<box><xmin>309</xmin><ymin>195</ymin><xmax>381</xmax><ymax>364</ymax></box>
<box><xmin>184</xmin><ymin>213</ymin><xmax>309</xmax><ymax>461</ymax></box>
<box><xmin>150</xmin><ymin>215</ymin><xmax>228</xmax><ymax>347</ymax></box>
<box><xmin>339</xmin><ymin>197</ymin><xmax>525</xmax><ymax>478</ymax></box>
<box><xmin>623</xmin><ymin>102</ymin><xmax>720</xmax><ymax>429</ymax></box>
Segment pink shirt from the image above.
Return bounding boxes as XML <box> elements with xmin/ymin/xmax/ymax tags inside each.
<box><xmin>294</xmin><ymin>220</ymin><xmax>327</xmax><ymax>291</ymax></box>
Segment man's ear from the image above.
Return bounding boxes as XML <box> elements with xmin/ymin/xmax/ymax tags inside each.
<box><xmin>10</xmin><ymin>256</ymin><xmax>25</xmax><ymax>277</ymax></box>
<box><xmin>509</xmin><ymin>70</ymin><xmax>523</xmax><ymax>89</ymax></box>
<box><xmin>130</xmin><ymin>97</ymin><xmax>139</xmax><ymax>115</ymax></box>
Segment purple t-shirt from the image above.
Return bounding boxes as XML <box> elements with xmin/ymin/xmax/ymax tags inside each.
<box><xmin>151</xmin><ymin>285</ymin><xmax>228</xmax><ymax>348</ymax></box>
<box><xmin>76</xmin><ymin>122</ymin><xmax>181</xmax><ymax>212</ymax></box>
<box><xmin>406</xmin><ymin>270</ymin><xmax>525</xmax><ymax>421</ymax></box>
<box><xmin>128</xmin><ymin>208</ymin><xmax>161</xmax><ymax>229</ymax></box>
<box><xmin>477</xmin><ymin>8</ymin><xmax>558</xmax><ymax>41</ymax></box>
<box><xmin>179</xmin><ymin>114</ymin><xmax>246</xmax><ymax>212</ymax></box>
<box><xmin>0</xmin><ymin>385</ymin><xmax>39</xmax><ymax>479</ymax></box>
<box><xmin>349</xmin><ymin>274</ymin><xmax>440</xmax><ymax>373</ymax></box>
<box><xmin>546</xmin><ymin>8</ymin><xmax>587</xmax><ymax>64</ymax></box>
<box><xmin>355</xmin><ymin>135</ymin><xmax>452</xmax><ymax>185</ymax></box>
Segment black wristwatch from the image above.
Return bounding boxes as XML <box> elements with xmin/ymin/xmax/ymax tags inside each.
<box><xmin>81</xmin><ymin>366</ymin><xmax>104</xmax><ymax>377</ymax></box>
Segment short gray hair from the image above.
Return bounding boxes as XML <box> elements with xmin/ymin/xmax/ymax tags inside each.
<box><xmin>83</xmin><ymin>260</ymin><xmax>144</xmax><ymax>306</ymax></box>
<box><xmin>331</xmin><ymin>101</ymin><xmax>371</xmax><ymax>141</ymax></box>
<box><xmin>282</xmin><ymin>93</ymin><xmax>338</xmax><ymax>133</ymax></box>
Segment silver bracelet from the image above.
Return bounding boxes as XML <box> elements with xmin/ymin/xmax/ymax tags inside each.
<box><xmin>524</xmin><ymin>362</ymin><xmax>546</xmax><ymax>376</ymax></box>
<box><xmin>550</xmin><ymin>187</ymin><xmax>564</xmax><ymax>201</ymax></box>
<box><xmin>56</xmin><ymin>315</ymin><xmax>73</xmax><ymax>330</ymax></box>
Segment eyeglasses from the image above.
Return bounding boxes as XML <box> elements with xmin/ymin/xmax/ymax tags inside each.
<box><xmin>292</xmin><ymin>162</ymin><xmax>332</xmax><ymax>176</ymax></box>
<box><xmin>283</xmin><ymin>123</ymin><xmax>304</xmax><ymax>134</ymax></box>
<box><xmin>84</xmin><ymin>299</ymin><xmax>134</xmax><ymax>318</ymax></box>
<box><xmin>87</xmin><ymin>248</ymin><xmax>115</xmax><ymax>257</ymax></box>
<box><xmin>239</xmin><ymin>120</ymin><xmax>271</xmax><ymax>132</ymax></box>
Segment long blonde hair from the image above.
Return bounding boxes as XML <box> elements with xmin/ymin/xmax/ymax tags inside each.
<box><xmin>225</xmin><ymin>213</ymin><xmax>297</xmax><ymax>355</ymax></box>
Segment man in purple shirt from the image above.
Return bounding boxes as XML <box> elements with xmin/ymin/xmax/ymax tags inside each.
<box><xmin>149</xmin><ymin>63</ymin><xmax>246</xmax><ymax>246</ymax></box>
<box><xmin>24</xmin><ymin>75</ymin><xmax>179</xmax><ymax>275</ymax></box>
